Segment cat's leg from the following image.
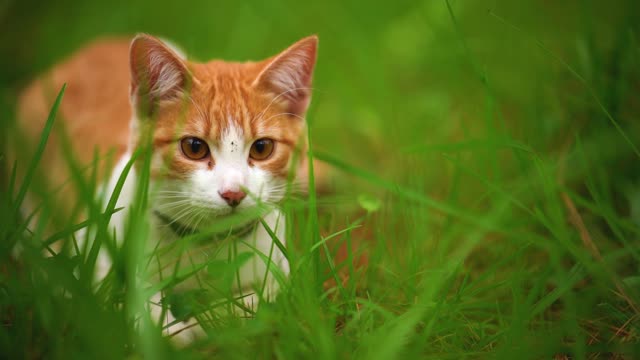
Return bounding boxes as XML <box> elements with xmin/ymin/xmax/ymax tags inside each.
<box><xmin>233</xmin><ymin>210</ymin><xmax>289</xmax><ymax>313</ymax></box>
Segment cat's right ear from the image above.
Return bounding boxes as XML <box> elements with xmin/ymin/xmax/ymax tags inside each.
<box><xmin>129</xmin><ymin>34</ymin><xmax>191</xmax><ymax>116</ymax></box>
<box><xmin>252</xmin><ymin>35</ymin><xmax>318</xmax><ymax>117</ymax></box>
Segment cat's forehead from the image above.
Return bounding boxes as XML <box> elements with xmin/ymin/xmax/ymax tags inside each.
<box><xmin>179</xmin><ymin>62</ymin><xmax>296</xmax><ymax>141</ymax></box>
<box><xmin>150</xmin><ymin>60</ymin><xmax>303</xmax><ymax>148</ymax></box>
<box><xmin>191</xmin><ymin>60</ymin><xmax>261</xmax><ymax>94</ymax></box>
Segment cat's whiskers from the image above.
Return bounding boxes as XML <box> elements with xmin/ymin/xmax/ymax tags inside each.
<box><xmin>154</xmin><ymin>200</ymin><xmax>192</xmax><ymax>213</ymax></box>
<box><xmin>153</xmin><ymin>195</ymin><xmax>193</xmax><ymax>201</ymax></box>
<box><xmin>18</xmin><ymin>34</ymin><xmax>319</xmax><ymax>342</ymax></box>
<box><xmin>181</xmin><ymin>207</ymin><xmax>204</xmax><ymax>233</ymax></box>
<box><xmin>271</xmin><ymin>181</ymin><xmax>304</xmax><ymax>194</ymax></box>
<box><xmin>272</xmin><ymin>181</ymin><xmax>303</xmax><ymax>189</ymax></box>
<box><xmin>194</xmin><ymin>209</ymin><xmax>210</xmax><ymax>230</ymax></box>
<box><xmin>152</xmin><ymin>194</ymin><xmax>193</xmax><ymax>202</ymax></box>
<box><xmin>242</xmin><ymin>178</ymin><xmax>306</xmax><ymax>205</ymax></box>
<box><xmin>162</xmin><ymin>205</ymin><xmax>198</xmax><ymax>226</ymax></box>
<box><xmin>189</xmin><ymin>211</ymin><xmax>205</xmax><ymax>232</ymax></box>
<box><xmin>154</xmin><ymin>190</ymin><xmax>193</xmax><ymax>196</ymax></box>
<box><xmin>153</xmin><ymin>194</ymin><xmax>191</xmax><ymax>204</ymax></box>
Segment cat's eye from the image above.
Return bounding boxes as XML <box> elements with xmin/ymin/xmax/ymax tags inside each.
<box><xmin>180</xmin><ymin>137</ymin><xmax>210</xmax><ymax>160</ymax></box>
<box><xmin>249</xmin><ymin>138</ymin><xmax>275</xmax><ymax>160</ymax></box>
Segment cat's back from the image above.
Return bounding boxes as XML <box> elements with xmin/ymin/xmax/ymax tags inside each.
<box><xmin>15</xmin><ymin>38</ymin><xmax>133</xmax><ymax>216</ymax></box>
<box><xmin>17</xmin><ymin>38</ymin><xmax>132</xmax><ymax>168</ymax></box>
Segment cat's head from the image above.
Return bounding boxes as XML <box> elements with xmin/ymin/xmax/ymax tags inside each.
<box><xmin>128</xmin><ymin>34</ymin><xmax>317</xmax><ymax>227</ymax></box>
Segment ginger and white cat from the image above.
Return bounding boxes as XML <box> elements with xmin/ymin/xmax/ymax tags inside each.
<box><xmin>16</xmin><ymin>34</ymin><xmax>318</xmax><ymax>341</ymax></box>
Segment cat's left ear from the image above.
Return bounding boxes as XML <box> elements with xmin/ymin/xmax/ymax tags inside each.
<box><xmin>253</xmin><ymin>35</ymin><xmax>318</xmax><ymax>116</ymax></box>
<box><xmin>129</xmin><ymin>34</ymin><xmax>192</xmax><ymax>116</ymax></box>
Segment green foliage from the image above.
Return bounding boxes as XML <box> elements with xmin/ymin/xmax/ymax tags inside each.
<box><xmin>2</xmin><ymin>0</ymin><xmax>640</xmax><ymax>358</ymax></box>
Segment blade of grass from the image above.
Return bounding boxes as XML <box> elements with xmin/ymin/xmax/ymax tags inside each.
<box><xmin>488</xmin><ymin>9</ymin><xmax>640</xmax><ymax>159</ymax></box>
<box><xmin>314</xmin><ymin>150</ymin><xmax>506</xmax><ymax>233</ymax></box>
<box><xmin>13</xmin><ymin>84</ymin><xmax>66</xmax><ymax>213</ymax></box>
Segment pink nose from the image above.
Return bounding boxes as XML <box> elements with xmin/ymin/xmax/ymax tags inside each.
<box><xmin>218</xmin><ymin>190</ymin><xmax>246</xmax><ymax>207</ymax></box>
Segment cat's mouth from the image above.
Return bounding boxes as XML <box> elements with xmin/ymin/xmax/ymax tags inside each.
<box><xmin>153</xmin><ymin>210</ymin><xmax>259</xmax><ymax>240</ymax></box>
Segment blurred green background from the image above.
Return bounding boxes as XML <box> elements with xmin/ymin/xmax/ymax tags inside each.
<box><xmin>2</xmin><ymin>0</ymin><xmax>639</xmax><ymax>164</ymax></box>
<box><xmin>2</xmin><ymin>0</ymin><xmax>640</xmax><ymax>358</ymax></box>
<box><xmin>3</xmin><ymin>0</ymin><xmax>639</xmax><ymax>192</ymax></box>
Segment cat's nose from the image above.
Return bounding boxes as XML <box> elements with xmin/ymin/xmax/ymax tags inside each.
<box><xmin>218</xmin><ymin>190</ymin><xmax>246</xmax><ymax>207</ymax></box>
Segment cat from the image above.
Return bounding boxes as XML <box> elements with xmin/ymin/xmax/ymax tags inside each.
<box><xmin>15</xmin><ymin>33</ymin><xmax>318</xmax><ymax>342</ymax></box>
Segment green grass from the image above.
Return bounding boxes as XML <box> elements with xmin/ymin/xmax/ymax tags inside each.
<box><xmin>2</xmin><ymin>0</ymin><xmax>640</xmax><ymax>358</ymax></box>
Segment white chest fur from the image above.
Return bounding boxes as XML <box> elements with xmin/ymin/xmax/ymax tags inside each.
<box><xmin>99</xmin><ymin>153</ymin><xmax>290</xmax><ymax>339</ymax></box>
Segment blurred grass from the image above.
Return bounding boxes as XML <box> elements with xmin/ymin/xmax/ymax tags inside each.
<box><xmin>2</xmin><ymin>0</ymin><xmax>640</xmax><ymax>358</ymax></box>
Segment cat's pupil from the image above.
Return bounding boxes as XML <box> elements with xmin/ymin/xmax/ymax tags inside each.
<box><xmin>190</xmin><ymin>140</ymin><xmax>201</xmax><ymax>153</ymax></box>
<box><xmin>254</xmin><ymin>140</ymin><xmax>265</xmax><ymax>153</ymax></box>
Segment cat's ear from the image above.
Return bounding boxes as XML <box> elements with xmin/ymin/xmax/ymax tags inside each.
<box><xmin>129</xmin><ymin>34</ymin><xmax>191</xmax><ymax>116</ymax></box>
<box><xmin>253</xmin><ymin>35</ymin><xmax>318</xmax><ymax>116</ymax></box>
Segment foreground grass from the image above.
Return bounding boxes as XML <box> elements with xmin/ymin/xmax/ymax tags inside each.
<box><xmin>2</xmin><ymin>1</ymin><xmax>640</xmax><ymax>358</ymax></box>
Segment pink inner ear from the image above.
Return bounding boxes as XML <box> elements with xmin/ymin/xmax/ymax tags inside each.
<box><xmin>129</xmin><ymin>35</ymin><xmax>189</xmax><ymax>112</ymax></box>
<box><xmin>254</xmin><ymin>36</ymin><xmax>318</xmax><ymax>116</ymax></box>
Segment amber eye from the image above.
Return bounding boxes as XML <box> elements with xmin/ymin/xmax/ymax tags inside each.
<box><xmin>180</xmin><ymin>137</ymin><xmax>209</xmax><ymax>160</ymax></box>
<box><xmin>249</xmin><ymin>138</ymin><xmax>275</xmax><ymax>160</ymax></box>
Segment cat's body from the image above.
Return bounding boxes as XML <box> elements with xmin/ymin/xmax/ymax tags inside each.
<box><xmin>15</xmin><ymin>34</ymin><xmax>318</xmax><ymax>341</ymax></box>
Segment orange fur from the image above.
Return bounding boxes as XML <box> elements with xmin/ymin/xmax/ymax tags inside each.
<box><xmin>16</xmin><ymin>39</ymin><xmax>131</xmax><ymax>221</ymax></box>
<box><xmin>16</xmin><ymin>35</ymin><xmax>319</xmax><ymax>216</ymax></box>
